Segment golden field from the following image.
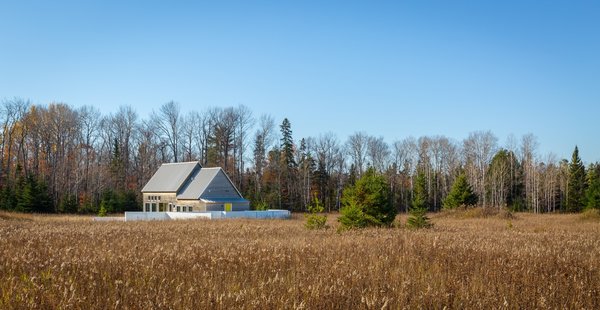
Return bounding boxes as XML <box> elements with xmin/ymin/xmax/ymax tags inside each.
<box><xmin>1</xmin><ymin>210</ymin><xmax>599</xmax><ymax>309</ymax></box>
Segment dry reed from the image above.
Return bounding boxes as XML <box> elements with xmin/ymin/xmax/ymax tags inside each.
<box><xmin>1</xmin><ymin>211</ymin><xmax>599</xmax><ymax>309</ymax></box>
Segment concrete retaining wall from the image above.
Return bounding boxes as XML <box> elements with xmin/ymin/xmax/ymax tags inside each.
<box><xmin>124</xmin><ymin>210</ymin><xmax>291</xmax><ymax>222</ymax></box>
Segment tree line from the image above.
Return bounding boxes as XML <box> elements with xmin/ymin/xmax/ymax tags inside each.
<box><xmin>1</xmin><ymin>98</ymin><xmax>598</xmax><ymax>214</ymax></box>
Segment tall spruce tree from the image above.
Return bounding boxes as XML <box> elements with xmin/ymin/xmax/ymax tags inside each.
<box><xmin>279</xmin><ymin>118</ymin><xmax>297</xmax><ymax>209</ymax></box>
<box><xmin>567</xmin><ymin>146</ymin><xmax>586</xmax><ymax>212</ymax></box>
<box><xmin>412</xmin><ymin>172</ymin><xmax>429</xmax><ymax>210</ymax></box>
<box><xmin>407</xmin><ymin>172</ymin><xmax>432</xmax><ymax>228</ymax></box>
<box><xmin>280</xmin><ymin>118</ymin><xmax>296</xmax><ymax>169</ymax></box>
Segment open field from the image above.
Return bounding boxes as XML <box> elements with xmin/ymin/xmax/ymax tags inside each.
<box><xmin>1</xmin><ymin>210</ymin><xmax>599</xmax><ymax>309</ymax></box>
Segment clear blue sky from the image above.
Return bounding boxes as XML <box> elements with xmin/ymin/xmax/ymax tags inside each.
<box><xmin>1</xmin><ymin>1</ymin><xmax>599</xmax><ymax>162</ymax></box>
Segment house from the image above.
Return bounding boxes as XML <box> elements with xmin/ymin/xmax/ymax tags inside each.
<box><xmin>141</xmin><ymin>161</ymin><xmax>249</xmax><ymax>212</ymax></box>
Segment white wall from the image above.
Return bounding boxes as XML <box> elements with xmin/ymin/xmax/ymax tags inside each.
<box><xmin>124</xmin><ymin>212</ymin><xmax>169</xmax><ymax>221</ymax></box>
<box><xmin>167</xmin><ymin>212</ymin><xmax>212</xmax><ymax>220</ymax></box>
<box><xmin>124</xmin><ymin>210</ymin><xmax>291</xmax><ymax>221</ymax></box>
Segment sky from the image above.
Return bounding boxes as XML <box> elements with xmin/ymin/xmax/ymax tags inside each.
<box><xmin>1</xmin><ymin>1</ymin><xmax>599</xmax><ymax>163</ymax></box>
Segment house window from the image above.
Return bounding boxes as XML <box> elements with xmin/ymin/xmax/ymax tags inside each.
<box><xmin>176</xmin><ymin>206</ymin><xmax>180</xmax><ymax>212</ymax></box>
<box><xmin>188</xmin><ymin>206</ymin><xmax>193</xmax><ymax>212</ymax></box>
<box><xmin>168</xmin><ymin>203</ymin><xmax>173</xmax><ymax>212</ymax></box>
<box><xmin>151</xmin><ymin>203</ymin><xmax>156</xmax><ymax>212</ymax></box>
<box><xmin>158</xmin><ymin>196</ymin><xmax>161</xmax><ymax>200</ymax></box>
<box><xmin>145</xmin><ymin>203</ymin><xmax>149</xmax><ymax>212</ymax></box>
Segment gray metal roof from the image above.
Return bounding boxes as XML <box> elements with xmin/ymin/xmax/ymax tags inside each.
<box><xmin>200</xmin><ymin>197</ymin><xmax>249</xmax><ymax>203</ymax></box>
<box><xmin>141</xmin><ymin>162</ymin><xmax>200</xmax><ymax>193</ymax></box>
<box><xmin>176</xmin><ymin>167</ymin><xmax>221</xmax><ymax>199</ymax></box>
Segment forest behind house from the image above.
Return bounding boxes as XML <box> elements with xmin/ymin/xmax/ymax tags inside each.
<box><xmin>1</xmin><ymin>98</ymin><xmax>599</xmax><ymax>214</ymax></box>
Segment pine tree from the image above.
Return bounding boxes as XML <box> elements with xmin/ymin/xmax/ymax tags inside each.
<box><xmin>279</xmin><ymin>118</ymin><xmax>298</xmax><ymax>210</ymax></box>
<box><xmin>567</xmin><ymin>146</ymin><xmax>586</xmax><ymax>212</ymax></box>
<box><xmin>110</xmin><ymin>138</ymin><xmax>125</xmax><ymax>191</ymax></box>
<box><xmin>35</xmin><ymin>178</ymin><xmax>53</xmax><ymax>213</ymax></box>
<box><xmin>338</xmin><ymin>167</ymin><xmax>395</xmax><ymax>229</ymax></box>
<box><xmin>585</xmin><ymin>163</ymin><xmax>600</xmax><ymax>209</ymax></box>
<box><xmin>280</xmin><ymin>118</ymin><xmax>296</xmax><ymax>169</ymax></box>
<box><xmin>59</xmin><ymin>194</ymin><xmax>78</xmax><ymax>213</ymax></box>
<box><xmin>412</xmin><ymin>172</ymin><xmax>429</xmax><ymax>210</ymax></box>
<box><xmin>407</xmin><ymin>172</ymin><xmax>432</xmax><ymax>228</ymax></box>
<box><xmin>443</xmin><ymin>173</ymin><xmax>478</xmax><ymax>209</ymax></box>
<box><xmin>16</xmin><ymin>176</ymin><xmax>36</xmax><ymax>213</ymax></box>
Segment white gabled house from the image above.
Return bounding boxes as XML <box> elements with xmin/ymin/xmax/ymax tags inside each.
<box><xmin>141</xmin><ymin>161</ymin><xmax>249</xmax><ymax>212</ymax></box>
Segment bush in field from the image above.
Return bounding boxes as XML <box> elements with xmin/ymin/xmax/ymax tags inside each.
<box><xmin>304</xmin><ymin>196</ymin><xmax>327</xmax><ymax>230</ymax></box>
<box><xmin>98</xmin><ymin>204</ymin><xmax>108</xmax><ymax>217</ymax></box>
<box><xmin>338</xmin><ymin>168</ymin><xmax>395</xmax><ymax>229</ymax></box>
<box><xmin>338</xmin><ymin>201</ymin><xmax>369</xmax><ymax>229</ymax></box>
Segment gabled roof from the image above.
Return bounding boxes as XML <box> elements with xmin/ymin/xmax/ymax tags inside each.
<box><xmin>141</xmin><ymin>162</ymin><xmax>200</xmax><ymax>193</ymax></box>
<box><xmin>176</xmin><ymin>167</ymin><xmax>220</xmax><ymax>199</ymax></box>
<box><xmin>176</xmin><ymin>167</ymin><xmax>243</xmax><ymax>200</ymax></box>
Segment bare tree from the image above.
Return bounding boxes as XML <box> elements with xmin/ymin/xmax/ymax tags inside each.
<box><xmin>463</xmin><ymin>131</ymin><xmax>498</xmax><ymax>207</ymax></box>
<box><xmin>0</xmin><ymin>98</ymin><xmax>30</xmax><ymax>184</ymax></box>
<box><xmin>393</xmin><ymin>137</ymin><xmax>418</xmax><ymax>211</ymax></box>
<box><xmin>252</xmin><ymin>114</ymin><xmax>275</xmax><ymax>196</ymax></box>
<box><xmin>234</xmin><ymin>105</ymin><xmax>254</xmax><ymax>189</ymax></box>
<box><xmin>367</xmin><ymin>136</ymin><xmax>390</xmax><ymax>173</ymax></box>
<box><xmin>540</xmin><ymin>153</ymin><xmax>559</xmax><ymax>213</ymax></box>
<box><xmin>520</xmin><ymin>133</ymin><xmax>539</xmax><ymax>212</ymax></box>
<box><xmin>153</xmin><ymin>101</ymin><xmax>181</xmax><ymax>162</ymax></box>
<box><xmin>345</xmin><ymin>132</ymin><xmax>369</xmax><ymax>176</ymax></box>
<box><xmin>77</xmin><ymin>105</ymin><xmax>101</xmax><ymax>196</ymax></box>
<box><xmin>211</xmin><ymin>107</ymin><xmax>239</xmax><ymax>173</ymax></box>
<box><xmin>315</xmin><ymin>132</ymin><xmax>343</xmax><ymax>211</ymax></box>
<box><xmin>181</xmin><ymin>112</ymin><xmax>199</xmax><ymax>162</ymax></box>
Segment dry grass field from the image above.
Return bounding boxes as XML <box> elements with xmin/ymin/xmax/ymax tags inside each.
<box><xmin>1</xmin><ymin>210</ymin><xmax>599</xmax><ymax>309</ymax></box>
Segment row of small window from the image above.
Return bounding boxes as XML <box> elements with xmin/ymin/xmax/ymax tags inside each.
<box><xmin>148</xmin><ymin>195</ymin><xmax>161</xmax><ymax>201</ymax></box>
<box><xmin>175</xmin><ymin>206</ymin><xmax>192</xmax><ymax>212</ymax></box>
<box><xmin>144</xmin><ymin>203</ymin><xmax>192</xmax><ymax>212</ymax></box>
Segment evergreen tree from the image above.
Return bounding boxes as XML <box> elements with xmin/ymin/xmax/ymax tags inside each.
<box><xmin>35</xmin><ymin>179</ymin><xmax>53</xmax><ymax>213</ymax></box>
<box><xmin>110</xmin><ymin>138</ymin><xmax>126</xmax><ymax>190</ymax></box>
<box><xmin>279</xmin><ymin>118</ymin><xmax>298</xmax><ymax>210</ymax></box>
<box><xmin>412</xmin><ymin>172</ymin><xmax>429</xmax><ymax>210</ymax></box>
<box><xmin>119</xmin><ymin>189</ymin><xmax>140</xmax><ymax>212</ymax></box>
<box><xmin>0</xmin><ymin>186</ymin><xmax>16</xmax><ymax>211</ymax></box>
<box><xmin>16</xmin><ymin>176</ymin><xmax>35</xmax><ymax>213</ymax></box>
<box><xmin>443</xmin><ymin>173</ymin><xmax>478</xmax><ymax>209</ymax></box>
<box><xmin>338</xmin><ymin>167</ymin><xmax>395</xmax><ymax>229</ymax></box>
<box><xmin>58</xmin><ymin>194</ymin><xmax>78</xmax><ymax>213</ymax></box>
<box><xmin>13</xmin><ymin>167</ymin><xmax>26</xmax><ymax>212</ymax></box>
<box><xmin>567</xmin><ymin>146</ymin><xmax>586</xmax><ymax>212</ymax></box>
<box><xmin>585</xmin><ymin>163</ymin><xmax>600</xmax><ymax>209</ymax></box>
<box><xmin>280</xmin><ymin>118</ymin><xmax>296</xmax><ymax>169</ymax></box>
<box><xmin>407</xmin><ymin>172</ymin><xmax>432</xmax><ymax>228</ymax></box>
<box><xmin>304</xmin><ymin>195</ymin><xmax>327</xmax><ymax>230</ymax></box>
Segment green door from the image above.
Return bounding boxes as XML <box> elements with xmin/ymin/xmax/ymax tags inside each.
<box><xmin>224</xmin><ymin>203</ymin><xmax>232</xmax><ymax>212</ymax></box>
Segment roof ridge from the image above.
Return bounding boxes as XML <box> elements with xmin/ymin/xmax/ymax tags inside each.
<box><xmin>162</xmin><ymin>161</ymin><xmax>200</xmax><ymax>165</ymax></box>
